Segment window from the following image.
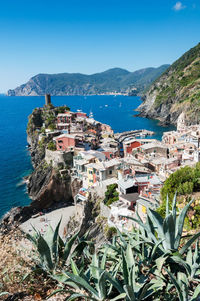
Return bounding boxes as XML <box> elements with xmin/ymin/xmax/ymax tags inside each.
<box><xmin>109</xmin><ymin>170</ymin><xmax>112</xmax><ymax>175</ymax></box>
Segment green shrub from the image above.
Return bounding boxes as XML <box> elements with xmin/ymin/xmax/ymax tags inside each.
<box><xmin>48</xmin><ymin>123</ymin><xmax>56</xmax><ymax>130</ymax></box>
<box><xmin>47</xmin><ymin>141</ymin><xmax>56</xmax><ymax>151</ymax></box>
<box><xmin>104</xmin><ymin>183</ymin><xmax>119</xmax><ymax>206</ymax></box>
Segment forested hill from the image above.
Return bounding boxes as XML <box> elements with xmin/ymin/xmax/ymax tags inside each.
<box><xmin>7</xmin><ymin>65</ymin><xmax>169</xmax><ymax>96</ymax></box>
<box><xmin>138</xmin><ymin>42</ymin><xmax>200</xmax><ymax>125</ymax></box>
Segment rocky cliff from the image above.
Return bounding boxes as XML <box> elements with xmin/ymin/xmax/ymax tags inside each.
<box><xmin>7</xmin><ymin>66</ymin><xmax>169</xmax><ymax>96</ymax></box>
<box><xmin>138</xmin><ymin>43</ymin><xmax>200</xmax><ymax>125</ymax></box>
<box><xmin>0</xmin><ymin>105</ymin><xmax>80</xmax><ymax>230</ymax></box>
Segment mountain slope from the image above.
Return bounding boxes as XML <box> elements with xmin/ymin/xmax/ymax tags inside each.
<box><xmin>7</xmin><ymin>65</ymin><xmax>169</xmax><ymax>96</ymax></box>
<box><xmin>138</xmin><ymin>43</ymin><xmax>200</xmax><ymax>125</ymax></box>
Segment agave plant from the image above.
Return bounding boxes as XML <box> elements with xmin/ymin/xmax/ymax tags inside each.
<box><xmin>127</xmin><ymin>194</ymin><xmax>200</xmax><ymax>255</ymax></box>
<box><xmin>27</xmin><ymin>219</ymin><xmax>80</xmax><ymax>273</ymax></box>
<box><xmin>55</xmin><ymin>251</ymin><xmax>125</xmax><ymax>301</ymax></box>
<box><xmin>164</xmin><ymin>269</ymin><xmax>200</xmax><ymax>301</ymax></box>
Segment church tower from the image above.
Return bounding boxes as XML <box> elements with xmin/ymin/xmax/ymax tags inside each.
<box><xmin>177</xmin><ymin>112</ymin><xmax>186</xmax><ymax>132</ymax></box>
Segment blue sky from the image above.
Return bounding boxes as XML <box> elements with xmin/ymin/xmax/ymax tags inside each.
<box><xmin>0</xmin><ymin>0</ymin><xmax>199</xmax><ymax>92</ymax></box>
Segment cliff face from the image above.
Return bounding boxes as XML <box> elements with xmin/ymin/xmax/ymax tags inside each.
<box><xmin>138</xmin><ymin>43</ymin><xmax>200</xmax><ymax>125</ymax></box>
<box><xmin>0</xmin><ymin>106</ymin><xmax>78</xmax><ymax>231</ymax></box>
<box><xmin>7</xmin><ymin>66</ymin><xmax>169</xmax><ymax>96</ymax></box>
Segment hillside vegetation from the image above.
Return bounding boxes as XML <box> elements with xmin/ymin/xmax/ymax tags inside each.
<box><xmin>7</xmin><ymin>65</ymin><xmax>169</xmax><ymax>96</ymax></box>
<box><xmin>138</xmin><ymin>42</ymin><xmax>200</xmax><ymax>125</ymax></box>
<box><xmin>2</xmin><ymin>196</ymin><xmax>200</xmax><ymax>300</ymax></box>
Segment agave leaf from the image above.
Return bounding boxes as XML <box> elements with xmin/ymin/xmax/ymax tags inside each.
<box><xmin>64</xmin><ymin>271</ymin><xmax>98</xmax><ymax>298</ymax></box>
<box><xmin>150</xmin><ymin>239</ymin><xmax>164</xmax><ymax>261</ymax></box>
<box><xmin>138</xmin><ymin>282</ymin><xmax>154</xmax><ymax>301</ymax></box>
<box><xmin>174</xmin><ymin>198</ymin><xmax>194</xmax><ymax>249</ymax></box>
<box><xmin>37</xmin><ymin>235</ymin><xmax>54</xmax><ymax>271</ymax></box>
<box><xmin>186</xmin><ymin>247</ymin><xmax>193</xmax><ymax>267</ymax></box>
<box><xmin>177</xmin><ymin>272</ymin><xmax>189</xmax><ymax>300</ymax></box>
<box><xmin>116</xmin><ymin>227</ymin><xmax>127</xmax><ymax>249</ymax></box>
<box><xmin>124</xmin><ymin>216</ymin><xmax>156</xmax><ymax>243</ymax></box>
<box><xmin>91</xmin><ymin>253</ymin><xmax>100</xmax><ymax>292</ymax></box>
<box><xmin>172</xmin><ymin>192</ymin><xmax>177</xmax><ymax>222</ymax></box>
<box><xmin>71</xmin><ymin>258</ymin><xmax>80</xmax><ymax>276</ymax></box>
<box><xmin>52</xmin><ymin>218</ymin><xmax>62</xmax><ymax>265</ymax></box>
<box><xmin>98</xmin><ymin>270</ymin><xmax>107</xmax><ymax>300</ymax></box>
<box><xmin>193</xmin><ymin>241</ymin><xmax>200</xmax><ymax>264</ymax></box>
<box><xmin>163</xmin><ymin>214</ymin><xmax>175</xmax><ymax>250</ymax></box>
<box><xmin>147</xmin><ymin>209</ymin><xmax>164</xmax><ymax>241</ymax></box>
<box><xmin>190</xmin><ymin>284</ymin><xmax>200</xmax><ymax>300</ymax></box>
<box><xmin>89</xmin><ymin>266</ymin><xmax>124</xmax><ymax>294</ymax></box>
<box><xmin>126</xmin><ymin>244</ymin><xmax>134</xmax><ymax>268</ymax></box>
<box><xmin>47</xmin><ymin>289</ymin><xmax>67</xmax><ymax>299</ymax></box>
<box><xmin>108</xmin><ymin>268</ymin><xmax>119</xmax><ymax>295</ymax></box>
<box><xmin>123</xmin><ymin>284</ymin><xmax>136</xmax><ymax>301</ymax></box>
<box><xmin>179</xmin><ymin>232</ymin><xmax>200</xmax><ymax>255</ymax></box>
<box><xmin>171</xmin><ymin>256</ymin><xmax>191</xmax><ymax>275</ymax></box>
<box><xmin>100</xmin><ymin>247</ymin><xmax>108</xmax><ymax>270</ymax></box>
<box><xmin>155</xmin><ymin>256</ymin><xmax>167</xmax><ymax>273</ymax></box>
<box><xmin>65</xmin><ymin>293</ymin><xmax>95</xmax><ymax>301</ymax></box>
<box><xmin>110</xmin><ymin>293</ymin><xmax>127</xmax><ymax>301</ymax></box>
<box><xmin>73</xmin><ymin>240</ymin><xmax>93</xmax><ymax>257</ymax></box>
<box><xmin>26</xmin><ymin>232</ymin><xmax>38</xmax><ymax>246</ymax></box>
<box><xmin>122</xmin><ymin>250</ymin><xmax>129</xmax><ymax>285</ymax></box>
<box><xmin>146</xmin><ymin>215</ymin><xmax>155</xmax><ymax>240</ymax></box>
<box><xmin>62</xmin><ymin>231</ymin><xmax>79</xmax><ymax>264</ymax></box>
<box><xmin>104</xmin><ymin>268</ymin><xmax>124</xmax><ymax>293</ymax></box>
<box><xmin>164</xmin><ymin>268</ymin><xmax>183</xmax><ymax>301</ymax></box>
<box><xmin>0</xmin><ymin>292</ymin><xmax>10</xmax><ymax>297</ymax></box>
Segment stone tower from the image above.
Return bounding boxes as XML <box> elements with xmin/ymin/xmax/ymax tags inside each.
<box><xmin>45</xmin><ymin>94</ymin><xmax>51</xmax><ymax>106</ymax></box>
<box><xmin>177</xmin><ymin>112</ymin><xmax>186</xmax><ymax>132</ymax></box>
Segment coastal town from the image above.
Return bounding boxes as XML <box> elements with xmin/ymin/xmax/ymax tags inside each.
<box><xmin>28</xmin><ymin>94</ymin><xmax>200</xmax><ymax>233</ymax></box>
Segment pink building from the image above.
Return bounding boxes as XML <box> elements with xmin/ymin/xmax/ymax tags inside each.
<box><xmin>55</xmin><ymin>134</ymin><xmax>84</xmax><ymax>151</ymax></box>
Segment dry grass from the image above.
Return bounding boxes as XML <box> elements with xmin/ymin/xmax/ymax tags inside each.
<box><xmin>0</xmin><ymin>229</ymin><xmax>67</xmax><ymax>300</ymax></box>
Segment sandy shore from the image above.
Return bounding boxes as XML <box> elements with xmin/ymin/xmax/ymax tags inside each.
<box><xmin>20</xmin><ymin>206</ymin><xmax>76</xmax><ymax>237</ymax></box>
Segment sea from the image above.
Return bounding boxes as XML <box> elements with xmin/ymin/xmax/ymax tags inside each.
<box><xmin>0</xmin><ymin>95</ymin><xmax>175</xmax><ymax>218</ymax></box>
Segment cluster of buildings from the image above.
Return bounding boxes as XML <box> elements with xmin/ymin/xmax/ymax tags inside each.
<box><xmin>42</xmin><ymin>102</ymin><xmax>200</xmax><ymax>231</ymax></box>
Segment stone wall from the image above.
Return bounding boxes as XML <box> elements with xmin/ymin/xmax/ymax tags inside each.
<box><xmin>45</xmin><ymin>149</ymin><xmax>73</xmax><ymax>167</ymax></box>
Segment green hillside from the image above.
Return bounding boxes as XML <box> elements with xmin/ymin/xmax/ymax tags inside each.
<box><xmin>7</xmin><ymin>65</ymin><xmax>169</xmax><ymax>96</ymax></box>
<box><xmin>138</xmin><ymin>43</ymin><xmax>200</xmax><ymax>125</ymax></box>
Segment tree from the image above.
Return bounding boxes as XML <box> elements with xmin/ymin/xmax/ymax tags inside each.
<box><xmin>104</xmin><ymin>183</ymin><xmax>119</xmax><ymax>206</ymax></box>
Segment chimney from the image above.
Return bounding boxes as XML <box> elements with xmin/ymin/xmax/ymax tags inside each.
<box><xmin>45</xmin><ymin>94</ymin><xmax>51</xmax><ymax>106</ymax></box>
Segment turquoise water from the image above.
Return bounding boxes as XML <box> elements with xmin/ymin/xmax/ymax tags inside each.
<box><xmin>0</xmin><ymin>95</ymin><xmax>175</xmax><ymax>217</ymax></box>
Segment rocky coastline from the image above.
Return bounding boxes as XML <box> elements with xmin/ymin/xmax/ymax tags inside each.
<box><xmin>0</xmin><ymin>104</ymin><xmax>81</xmax><ymax>233</ymax></box>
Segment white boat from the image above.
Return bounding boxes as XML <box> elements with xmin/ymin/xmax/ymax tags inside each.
<box><xmin>89</xmin><ymin>111</ymin><xmax>94</xmax><ymax>118</ymax></box>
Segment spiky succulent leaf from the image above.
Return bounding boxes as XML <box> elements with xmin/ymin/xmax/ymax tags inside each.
<box><xmin>64</xmin><ymin>271</ymin><xmax>98</xmax><ymax>298</ymax></box>
<box><xmin>164</xmin><ymin>268</ymin><xmax>184</xmax><ymax>301</ymax></box>
<box><xmin>62</xmin><ymin>231</ymin><xmax>79</xmax><ymax>264</ymax></box>
<box><xmin>174</xmin><ymin>198</ymin><xmax>194</xmax><ymax>249</ymax></box>
<box><xmin>179</xmin><ymin>232</ymin><xmax>200</xmax><ymax>255</ymax></box>
<box><xmin>163</xmin><ymin>214</ymin><xmax>175</xmax><ymax>250</ymax></box>
<box><xmin>37</xmin><ymin>235</ymin><xmax>54</xmax><ymax>270</ymax></box>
